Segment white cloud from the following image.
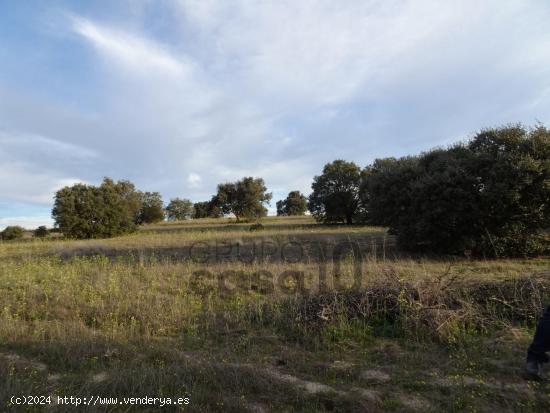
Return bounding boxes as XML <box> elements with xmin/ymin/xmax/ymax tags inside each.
<box><xmin>0</xmin><ymin>131</ymin><xmax>93</xmax><ymax>204</ymax></box>
<box><xmin>65</xmin><ymin>13</ymin><xmax>302</xmax><ymax>198</ymax></box>
<box><xmin>0</xmin><ymin>131</ymin><xmax>97</xmax><ymax>160</ymax></box>
<box><xmin>2</xmin><ymin>0</ymin><xmax>550</xmax><ymax>221</ymax></box>
<box><xmin>71</xmin><ymin>16</ymin><xmax>191</xmax><ymax>77</ymax></box>
<box><xmin>173</xmin><ymin>0</ymin><xmax>550</xmax><ymax>110</ymax></box>
<box><xmin>170</xmin><ymin>1</ymin><xmax>459</xmax><ymax>104</ymax></box>
<box><xmin>0</xmin><ymin>162</ymin><xmax>86</xmax><ymax>204</ymax></box>
<box><xmin>187</xmin><ymin>172</ymin><xmax>202</xmax><ymax>188</ymax></box>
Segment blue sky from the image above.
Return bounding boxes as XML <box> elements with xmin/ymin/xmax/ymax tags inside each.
<box><xmin>1</xmin><ymin>0</ymin><xmax>550</xmax><ymax>229</ymax></box>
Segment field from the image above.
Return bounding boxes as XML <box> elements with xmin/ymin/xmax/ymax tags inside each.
<box><xmin>2</xmin><ymin>216</ymin><xmax>550</xmax><ymax>412</ymax></box>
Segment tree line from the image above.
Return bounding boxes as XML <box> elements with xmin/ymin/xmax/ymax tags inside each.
<box><xmin>306</xmin><ymin>124</ymin><xmax>550</xmax><ymax>256</ymax></box>
<box><xmin>0</xmin><ymin>225</ymin><xmax>49</xmax><ymax>241</ymax></box>
<box><xmin>48</xmin><ymin>176</ymin><xmax>276</xmax><ymax>239</ymax></box>
<box><xmin>3</xmin><ymin>124</ymin><xmax>549</xmax><ymax>256</ymax></box>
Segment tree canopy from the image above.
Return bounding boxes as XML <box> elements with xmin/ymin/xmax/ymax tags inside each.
<box><xmin>193</xmin><ymin>198</ymin><xmax>222</xmax><ymax>219</ymax></box>
<box><xmin>165</xmin><ymin>198</ymin><xmax>193</xmax><ymax>221</ymax></box>
<box><xmin>276</xmin><ymin>191</ymin><xmax>308</xmax><ymax>216</ymax></box>
<box><xmin>52</xmin><ymin>178</ymin><xmax>145</xmax><ymax>238</ymax></box>
<box><xmin>137</xmin><ymin>192</ymin><xmax>165</xmax><ymax>224</ymax></box>
<box><xmin>362</xmin><ymin>124</ymin><xmax>550</xmax><ymax>256</ymax></box>
<box><xmin>34</xmin><ymin>226</ymin><xmax>49</xmax><ymax>238</ymax></box>
<box><xmin>308</xmin><ymin>160</ymin><xmax>363</xmax><ymax>224</ymax></box>
<box><xmin>214</xmin><ymin>177</ymin><xmax>272</xmax><ymax>221</ymax></box>
<box><xmin>44</xmin><ymin>123</ymin><xmax>550</xmax><ymax>255</ymax></box>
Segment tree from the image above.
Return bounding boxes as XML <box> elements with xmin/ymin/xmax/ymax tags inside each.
<box><xmin>362</xmin><ymin>124</ymin><xmax>550</xmax><ymax>257</ymax></box>
<box><xmin>308</xmin><ymin>160</ymin><xmax>363</xmax><ymax>224</ymax></box>
<box><xmin>1</xmin><ymin>226</ymin><xmax>25</xmax><ymax>241</ymax></box>
<box><xmin>138</xmin><ymin>192</ymin><xmax>165</xmax><ymax>224</ymax></box>
<box><xmin>214</xmin><ymin>177</ymin><xmax>272</xmax><ymax>222</ymax></box>
<box><xmin>380</xmin><ymin>147</ymin><xmax>482</xmax><ymax>254</ymax></box>
<box><xmin>193</xmin><ymin>201</ymin><xmax>210</xmax><ymax>219</ymax></box>
<box><xmin>166</xmin><ymin>198</ymin><xmax>193</xmax><ymax>221</ymax></box>
<box><xmin>276</xmin><ymin>191</ymin><xmax>308</xmax><ymax>216</ymax></box>
<box><xmin>52</xmin><ymin>178</ymin><xmax>141</xmax><ymax>239</ymax></box>
<box><xmin>464</xmin><ymin>124</ymin><xmax>550</xmax><ymax>256</ymax></box>
<box><xmin>360</xmin><ymin>156</ymin><xmax>420</xmax><ymax>229</ymax></box>
<box><xmin>276</xmin><ymin>200</ymin><xmax>286</xmax><ymax>216</ymax></box>
<box><xmin>34</xmin><ymin>226</ymin><xmax>49</xmax><ymax>238</ymax></box>
<box><xmin>193</xmin><ymin>198</ymin><xmax>222</xmax><ymax>219</ymax></box>
<box><xmin>105</xmin><ymin>178</ymin><xmax>142</xmax><ymax>225</ymax></box>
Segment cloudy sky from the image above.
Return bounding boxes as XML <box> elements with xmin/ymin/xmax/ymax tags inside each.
<box><xmin>1</xmin><ymin>0</ymin><xmax>550</xmax><ymax>229</ymax></box>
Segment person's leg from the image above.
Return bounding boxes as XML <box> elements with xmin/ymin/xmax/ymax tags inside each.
<box><xmin>528</xmin><ymin>306</ymin><xmax>550</xmax><ymax>362</ymax></box>
<box><xmin>525</xmin><ymin>306</ymin><xmax>550</xmax><ymax>379</ymax></box>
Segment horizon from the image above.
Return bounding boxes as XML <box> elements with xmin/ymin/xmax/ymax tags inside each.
<box><xmin>2</xmin><ymin>0</ymin><xmax>550</xmax><ymax>229</ymax></box>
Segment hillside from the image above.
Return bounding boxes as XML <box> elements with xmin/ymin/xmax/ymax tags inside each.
<box><xmin>1</xmin><ymin>217</ymin><xmax>550</xmax><ymax>412</ymax></box>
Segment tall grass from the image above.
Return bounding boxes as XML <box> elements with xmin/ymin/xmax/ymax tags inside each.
<box><xmin>1</xmin><ymin>218</ymin><xmax>550</xmax><ymax>411</ymax></box>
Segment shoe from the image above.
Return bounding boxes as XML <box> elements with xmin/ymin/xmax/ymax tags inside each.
<box><xmin>524</xmin><ymin>359</ymin><xmax>543</xmax><ymax>381</ymax></box>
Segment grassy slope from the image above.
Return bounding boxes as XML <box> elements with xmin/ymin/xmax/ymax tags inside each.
<box><xmin>1</xmin><ymin>217</ymin><xmax>550</xmax><ymax>412</ymax></box>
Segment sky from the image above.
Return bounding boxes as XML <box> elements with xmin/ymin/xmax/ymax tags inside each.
<box><xmin>1</xmin><ymin>0</ymin><xmax>550</xmax><ymax>229</ymax></box>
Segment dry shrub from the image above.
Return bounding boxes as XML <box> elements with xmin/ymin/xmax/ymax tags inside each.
<box><xmin>272</xmin><ymin>269</ymin><xmax>550</xmax><ymax>343</ymax></box>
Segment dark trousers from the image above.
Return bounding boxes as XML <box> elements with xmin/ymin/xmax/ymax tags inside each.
<box><xmin>528</xmin><ymin>306</ymin><xmax>550</xmax><ymax>363</ymax></box>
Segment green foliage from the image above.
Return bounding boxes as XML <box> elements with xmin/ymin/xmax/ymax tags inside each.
<box><xmin>193</xmin><ymin>198</ymin><xmax>222</xmax><ymax>219</ymax></box>
<box><xmin>276</xmin><ymin>191</ymin><xmax>308</xmax><ymax>216</ymax></box>
<box><xmin>165</xmin><ymin>198</ymin><xmax>193</xmax><ymax>221</ymax></box>
<box><xmin>214</xmin><ymin>177</ymin><xmax>272</xmax><ymax>222</ymax></box>
<box><xmin>1</xmin><ymin>225</ymin><xmax>25</xmax><ymax>241</ymax></box>
<box><xmin>362</xmin><ymin>124</ymin><xmax>550</xmax><ymax>256</ymax></box>
<box><xmin>193</xmin><ymin>201</ymin><xmax>210</xmax><ymax>219</ymax></box>
<box><xmin>308</xmin><ymin>160</ymin><xmax>363</xmax><ymax>224</ymax></box>
<box><xmin>360</xmin><ymin>156</ymin><xmax>420</xmax><ymax>229</ymax></box>
<box><xmin>275</xmin><ymin>200</ymin><xmax>285</xmax><ymax>216</ymax></box>
<box><xmin>137</xmin><ymin>192</ymin><xmax>165</xmax><ymax>224</ymax></box>
<box><xmin>107</xmin><ymin>178</ymin><xmax>143</xmax><ymax>224</ymax></box>
<box><xmin>52</xmin><ymin>178</ymin><xmax>141</xmax><ymax>239</ymax></box>
<box><xmin>34</xmin><ymin>226</ymin><xmax>49</xmax><ymax>238</ymax></box>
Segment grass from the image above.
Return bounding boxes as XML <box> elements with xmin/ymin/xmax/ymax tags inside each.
<box><xmin>1</xmin><ymin>216</ymin><xmax>550</xmax><ymax>412</ymax></box>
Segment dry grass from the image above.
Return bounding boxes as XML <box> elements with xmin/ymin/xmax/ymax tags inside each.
<box><xmin>1</xmin><ymin>217</ymin><xmax>550</xmax><ymax>412</ymax></box>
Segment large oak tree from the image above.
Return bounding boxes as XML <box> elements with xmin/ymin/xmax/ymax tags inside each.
<box><xmin>308</xmin><ymin>160</ymin><xmax>363</xmax><ymax>224</ymax></box>
<box><xmin>214</xmin><ymin>177</ymin><xmax>272</xmax><ymax>222</ymax></box>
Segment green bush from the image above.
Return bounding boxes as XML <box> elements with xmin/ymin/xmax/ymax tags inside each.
<box><xmin>34</xmin><ymin>226</ymin><xmax>49</xmax><ymax>238</ymax></box>
<box><xmin>362</xmin><ymin>125</ymin><xmax>550</xmax><ymax>257</ymax></box>
<box><xmin>1</xmin><ymin>226</ymin><xmax>25</xmax><ymax>241</ymax></box>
